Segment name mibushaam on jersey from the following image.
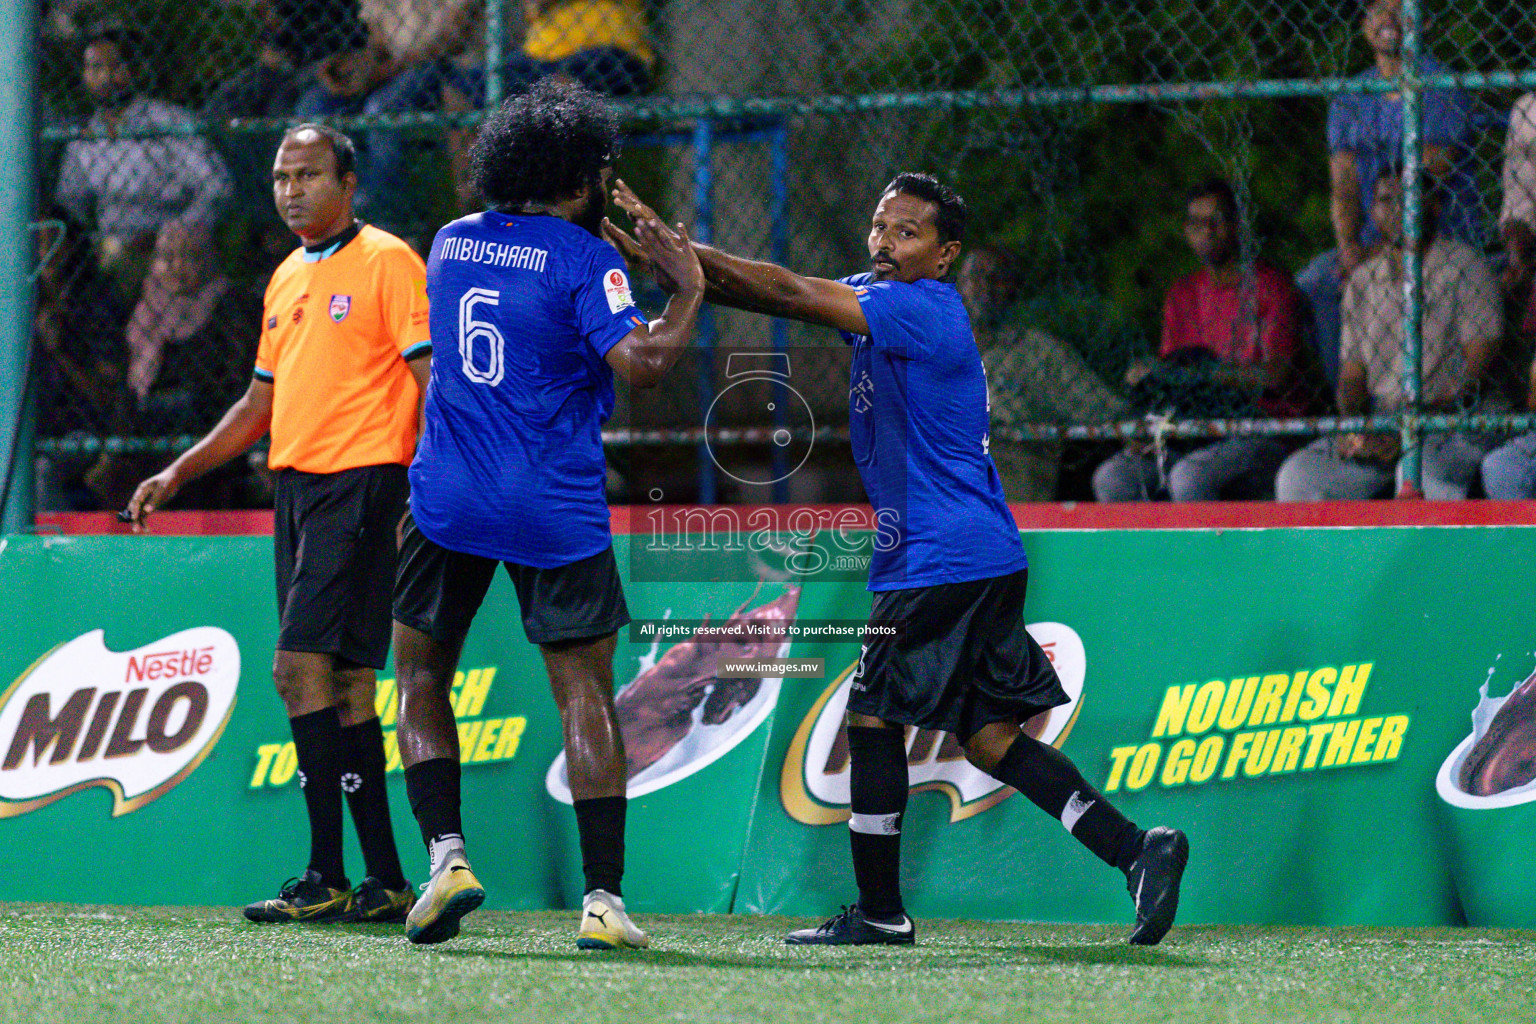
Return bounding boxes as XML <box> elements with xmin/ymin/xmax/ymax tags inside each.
<box><xmin>441</xmin><ymin>237</ymin><xmax>549</xmax><ymax>272</ymax></box>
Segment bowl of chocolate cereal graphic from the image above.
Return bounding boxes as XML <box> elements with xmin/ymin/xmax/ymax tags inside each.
<box><xmin>1436</xmin><ymin>666</ymin><xmax>1536</xmax><ymax>928</ymax></box>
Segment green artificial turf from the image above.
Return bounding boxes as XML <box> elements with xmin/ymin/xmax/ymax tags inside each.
<box><xmin>2</xmin><ymin>905</ymin><xmax>1533</xmax><ymax>1024</ymax></box>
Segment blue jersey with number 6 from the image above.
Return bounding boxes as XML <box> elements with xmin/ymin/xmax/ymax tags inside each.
<box><xmin>411</xmin><ymin>212</ymin><xmax>645</xmax><ymax>567</ymax></box>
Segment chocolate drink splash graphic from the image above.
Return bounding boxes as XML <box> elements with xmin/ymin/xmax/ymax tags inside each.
<box><xmin>615</xmin><ymin>586</ymin><xmax>801</xmax><ymax>778</ymax></box>
<box><xmin>1458</xmin><ymin>668</ymin><xmax>1536</xmax><ymax>797</ymax></box>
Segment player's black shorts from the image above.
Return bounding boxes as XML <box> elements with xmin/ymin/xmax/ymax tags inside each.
<box><xmin>273</xmin><ymin>463</ymin><xmax>410</xmax><ymax>670</ymax></box>
<box><xmin>845</xmin><ymin>568</ymin><xmax>1069</xmax><ymax>741</ymax></box>
<box><xmin>393</xmin><ymin>511</ymin><xmax>630</xmax><ymax>648</ymax></box>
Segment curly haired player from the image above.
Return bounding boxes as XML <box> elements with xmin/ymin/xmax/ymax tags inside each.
<box><xmin>391</xmin><ymin>80</ymin><xmax>705</xmax><ymax>947</ymax></box>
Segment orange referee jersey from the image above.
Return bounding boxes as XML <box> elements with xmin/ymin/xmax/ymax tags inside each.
<box><xmin>255</xmin><ymin>224</ymin><xmax>431</xmax><ymax>473</ymax></box>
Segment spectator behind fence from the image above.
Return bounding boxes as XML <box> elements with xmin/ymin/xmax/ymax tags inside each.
<box><xmin>443</xmin><ymin>1</ymin><xmax>654</xmax><ymax>209</ymax></box>
<box><xmin>957</xmin><ymin>247</ymin><xmax>1128</xmax><ymax>502</ymax></box>
<box><xmin>127</xmin><ymin>222</ymin><xmax>262</xmax><ymax>433</ymax></box>
<box><xmin>1500</xmin><ymin>91</ymin><xmax>1536</xmax><ymax>361</ymax></box>
<box><xmin>81</xmin><ymin>222</ymin><xmax>264</xmax><ymax>511</ymax></box>
<box><xmin>1485</xmin><ymin>97</ymin><xmax>1536</xmax><ymax>501</ymax></box>
<box><xmin>482</xmin><ymin>0</ymin><xmax>653</xmax><ymax>99</ymax></box>
<box><xmin>32</xmin><ymin>211</ymin><xmax>131</xmax><ymax>510</ymax></box>
<box><xmin>1092</xmin><ymin>179</ymin><xmax>1304</xmax><ymax>503</ymax></box>
<box><xmin>1277</xmin><ymin>169</ymin><xmax>1502</xmax><ymax>502</ymax></box>
<box><xmin>1480</xmin><ymin>347</ymin><xmax>1536</xmax><ymax>500</ymax></box>
<box><xmin>1294</xmin><ymin>0</ymin><xmax>1480</xmax><ymax>388</ymax></box>
<box><xmin>294</xmin><ymin>0</ymin><xmax>483</xmax><ymax>232</ymax></box>
<box><xmin>206</xmin><ymin>1</ymin><xmax>369</xmax><ymax>119</ymax></box>
<box><xmin>206</xmin><ymin>3</ymin><xmax>374</xmax><ymax>279</ymax></box>
<box><xmin>295</xmin><ymin>1</ymin><xmax>652</xmax><ymax>231</ymax></box>
<box><xmin>54</xmin><ymin>26</ymin><xmax>233</xmax><ymax>268</ymax></box>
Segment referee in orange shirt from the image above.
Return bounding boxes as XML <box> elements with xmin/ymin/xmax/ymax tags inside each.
<box><xmin>128</xmin><ymin>124</ymin><xmax>429</xmax><ymax>924</ymax></box>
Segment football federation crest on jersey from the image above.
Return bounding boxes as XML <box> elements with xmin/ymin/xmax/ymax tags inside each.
<box><xmin>602</xmin><ymin>269</ymin><xmax>634</xmax><ymax>314</ymax></box>
<box><xmin>329</xmin><ymin>294</ymin><xmax>352</xmax><ymax>322</ymax></box>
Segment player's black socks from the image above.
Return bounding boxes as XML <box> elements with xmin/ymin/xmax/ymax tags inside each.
<box><xmin>573</xmin><ymin>796</ymin><xmax>626</xmax><ymax>897</ymax></box>
<box><xmin>289</xmin><ymin>707</ymin><xmax>348</xmax><ymax>889</ymax></box>
<box><xmin>340</xmin><ymin>717</ymin><xmax>408</xmax><ymax>891</ymax></box>
<box><xmin>404</xmin><ymin>756</ymin><xmax>463</xmax><ymax>849</ymax></box>
<box><xmin>846</xmin><ymin>725</ymin><xmax>909</xmax><ymax>920</ymax></box>
<box><xmin>988</xmin><ymin>733</ymin><xmax>1145</xmax><ymax>872</ymax></box>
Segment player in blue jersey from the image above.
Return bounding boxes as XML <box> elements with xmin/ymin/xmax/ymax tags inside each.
<box><xmin>607</xmin><ymin>174</ymin><xmax>1188</xmax><ymax>947</ymax></box>
<box><xmin>389</xmin><ymin>81</ymin><xmax>705</xmax><ymax>948</ymax></box>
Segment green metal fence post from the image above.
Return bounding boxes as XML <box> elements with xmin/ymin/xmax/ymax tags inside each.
<box><xmin>1398</xmin><ymin>0</ymin><xmax>1426</xmax><ymax>496</ymax></box>
<box><xmin>0</xmin><ymin>0</ymin><xmax>37</xmax><ymax>532</ymax></box>
<box><xmin>486</xmin><ymin>0</ymin><xmax>506</xmax><ymax>110</ymax></box>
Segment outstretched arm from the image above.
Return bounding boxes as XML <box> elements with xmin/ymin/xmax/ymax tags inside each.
<box><xmin>607</xmin><ymin>180</ymin><xmax>869</xmax><ymax>335</ymax></box>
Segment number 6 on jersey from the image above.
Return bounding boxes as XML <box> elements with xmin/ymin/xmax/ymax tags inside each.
<box><xmin>458</xmin><ymin>288</ymin><xmax>504</xmax><ymax>386</ymax></box>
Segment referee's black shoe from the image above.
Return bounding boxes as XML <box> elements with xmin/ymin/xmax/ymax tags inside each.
<box><xmin>1126</xmin><ymin>826</ymin><xmax>1189</xmax><ymax>945</ymax></box>
<box><xmin>337</xmin><ymin>876</ymin><xmax>415</xmax><ymax>924</ymax></box>
<box><xmin>785</xmin><ymin>904</ymin><xmax>915</xmax><ymax>946</ymax></box>
<box><xmin>242</xmin><ymin>870</ymin><xmax>353</xmax><ymax>923</ymax></box>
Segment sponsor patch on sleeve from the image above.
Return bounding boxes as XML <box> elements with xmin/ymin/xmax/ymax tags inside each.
<box><xmin>603</xmin><ymin>269</ymin><xmax>634</xmax><ymax>314</ymax></box>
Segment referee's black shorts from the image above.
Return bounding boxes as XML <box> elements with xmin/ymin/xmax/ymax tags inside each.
<box><xmin>273</xmin><ymin>463</ymin><xmax>410</xmax><ymax>670</ymax></box>
<box><xmin>393</xmin><ymin>511</ymin><xmax>630</xmax><ymax>649</ymax></box>
<box><xmin>845</xmin><ymin>568</ymin><xmax>1069</xmax><ymax>741</ymax></box>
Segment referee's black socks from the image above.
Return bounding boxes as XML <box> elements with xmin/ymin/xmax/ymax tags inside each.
<box><xmin>340</xmin><ymin>717</ymin><xmax>408</xmax><ymax>892</ymax></box>
<box><xmin>289</xmin><ymin>707</ymin><xmax>348</xmax><ymax>890</ymax></box>
<box><xmin>989</xmin><ymin>733</ymin><xmax>1145</xmax><ymax>873</ymax></box>
<box><xmin>846</xmin><ymin>725</ymin><xmax>910</xmax><ymax>921</ymax></box>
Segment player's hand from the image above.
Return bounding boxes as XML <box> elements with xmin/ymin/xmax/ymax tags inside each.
<box><xmin>610</xmin><ymin>178</ymin><xmax>702</xmax><ymax>295</ymax></box>
<box><xmin>612</xmin><ymin>181</ymin><xmax>689</xmax><ymax>245</ymax></box>
<box><xmin>610</xmin><ymin>179</ymin><xmax>666</xmax><ymax>229</ymax></box>
<box><xmin>125</xmin><ymin>467</ymin><xmax>183</xmax><ymax>533</ymax></box>
<box><xmin>601</xmin><ymin>217</ymin><xmax>678</xmax><ymax>294</ymax></box>
<box><xmin>637</xmin><ymin>218</ymin><xmax>704</xmax><ymax>298</ymax></box>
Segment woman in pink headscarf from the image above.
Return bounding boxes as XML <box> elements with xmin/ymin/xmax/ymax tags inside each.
<box><xmin>126</xmin><ymin>221</ymin><xmax>259</xmax><ymax>432</ymax></box>
<box><xmin>86</xmin><ymin>221</ymin><xmax>260</xmax><ymax>509</ymax></box>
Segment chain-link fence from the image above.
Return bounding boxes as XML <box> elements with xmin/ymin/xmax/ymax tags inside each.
<box><xmin>28</xmin><ymin>0</ymin><xmax>1536</xmax><ymax>508</ymax></box>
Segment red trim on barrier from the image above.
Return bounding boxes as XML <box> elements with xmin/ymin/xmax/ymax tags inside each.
<box><xmin>1005</xmin><ymin>500</ymin><xmax>1536</xmax><ymax>530</ymax></box>
<box><xmin>36</xmin><ymin>510</ymin><xmax>276</xmax><ymax>535</ymax></box>
<box><xmin>36</xmin><ymin>500</ymin><xmax>1536</xmax><ymax>537</ymax></box>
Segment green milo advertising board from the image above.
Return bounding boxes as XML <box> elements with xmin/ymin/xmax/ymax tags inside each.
<box><xmin>1</xmin><ymin>523</ymin><xmax>1533</xmax><ymax>927</ymax></box>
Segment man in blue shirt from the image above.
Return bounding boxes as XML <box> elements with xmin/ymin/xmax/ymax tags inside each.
<box><xmin>391</xmin><ymin>81</ymin><xmax>704</xmax><ymax>948</ymax></box>
<box><xmin>1297</xmin><ymin>0</ymin><xmax>1481</xmax><ymax>384</ymax></box>
<box><xmin>608</xmin><ymin>174</ymin><xmax>1188</xmax><ymax>947</ymax></box>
